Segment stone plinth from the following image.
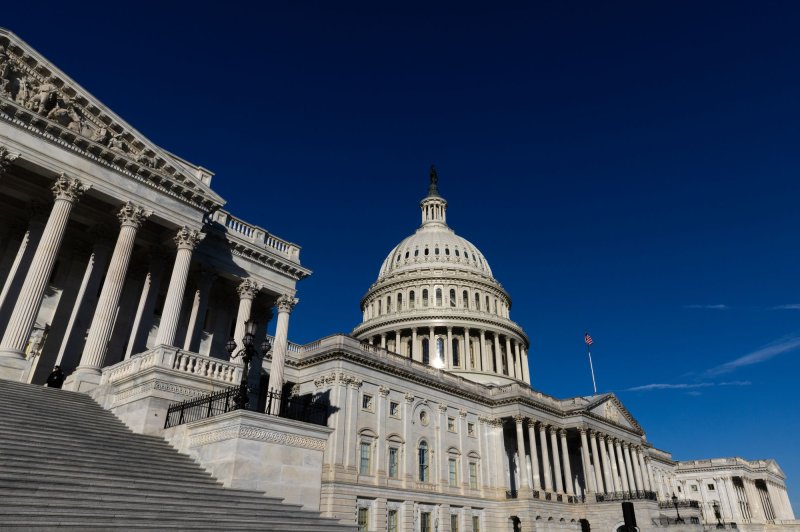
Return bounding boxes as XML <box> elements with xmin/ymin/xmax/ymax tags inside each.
<box><xmin>88</xmin><ymin>346</ymin><xmax>242</xmax><ymax>435</ymax></box>
<box><xmin>165</xmin><ymin>409</ymin><xmax>332</xmax><ymax>512</ymax></box>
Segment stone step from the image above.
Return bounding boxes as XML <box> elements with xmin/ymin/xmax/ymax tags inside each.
<box><xmin>0</xmin><ymin>457</ymin><xmax>218</xmax><ymax>484</ymax></box>
<box><xmin>0</xmin><ymin>520</ymin><xmax>351</xmax><ymax>532</ymax></box>
<box><xmin>0</xmin><ymin>406</ymin><xmax>155</xmax><ymax>432</ymax></box>
<box><xmin>0</xmin><ymin>427</ymin><xmax>193</xmax><ymax>456</ymax></box>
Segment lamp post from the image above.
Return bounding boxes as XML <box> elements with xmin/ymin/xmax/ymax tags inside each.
<box><xmin>672</xmin><ymin>493</ymin><xmax>684</xmax><ymax>524</ymax></box>
<box><xmin>713</xmin><ymin>501</ymin><xmax>723</xmax><ymax>529</ymax></box>
<box><xmin>226</xmin><ymin>319</ymin><xmax>272</xmax><ymax>410</ymax></box>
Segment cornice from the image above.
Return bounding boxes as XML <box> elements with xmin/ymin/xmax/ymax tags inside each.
<box><xmin>352</xmin><ymin>310</ymin><xmax>529</xmax><ymax>343</ymax></box>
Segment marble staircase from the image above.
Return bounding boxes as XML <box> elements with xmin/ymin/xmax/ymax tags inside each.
<box><xmin>0</xmin><ymin>379</ymin><xmax>354</xmax><ymax>531</ymax></box>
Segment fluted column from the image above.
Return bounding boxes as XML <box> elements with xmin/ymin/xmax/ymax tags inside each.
<box><xmin>631</xmin><ymin>446</ymin><xmax>645</xmax><ymax>492</ymax></box>
<box><xmin>579</xmin><ymin>428</ymin><xmax>596</xmax><ymax>494</ymax></box>
<box><xmin>446</xmin><ymin>326</ymin><xmax>453</xmax><ymax>368</ymax></box>
<box><xmin>463</xmin><ymin>327</ymin><xmax>470</xmax><ymax>368</ymax></box>
<box><xmin>609</xmin><ymin>439</ymin><xmax>625</xmax><ymax>492</ymax></box>
<box><xmin>550</xmin><ymin>427</ymin><xmax>564</xmax><ymax>493</ymax></box>
<box><xmin>644</xmin><ymin>456</ymin><xmax>656</xmax><ymax>493</ymax></box>
<box><xmin>601</xmin><ymin>435</ymin><xmax>616</xmax><ymax>492</ymax></box>
<box><xmin>505</xmin><ymin>337</ymin><xmax>514</xmax><ymax>377</ymax></box>
<box><xmin>521</xmin><ymin>346</ymin><xmax>530</xmax><ymax>384</ymax></box>
<box><xmin>155</xmin><ymin>227</ymin><xmax>204</xmax><ymax>346</ymax></box>
<box><xmin>590</xmin><ymin>431</ymin><xmax>606</xmax><ymax>494</ymax></box>
<box><xmin>0</xmin><ymin>217</ymin><xmax>44</xmax><ymax>317</ymax></box>
<box><xmin>429</xmin><ymin>325</ymin><xmax>435</xmax><ymax>365</ymax></box>
<box><xmin>560</xmin><ymin>429</ymin><xmax>574</xmax><ymax>495</ymax></box>
<box><xmin>380</xmin><ymin>333</ymin><xmax>386</xmax><ymax>349</ymax></box>
<box><xmin>514</xmin><ymin>341</ymin><xmax>522</xmax><ymax>380</ymax></box>
<box><xmin>72</xmin><ymin>203</ymin><xmax>150</xmax><ymax>384</ymax></box>
<box><xmin>266</xmin><ymin>294</ymin><xmax>298</xmax><ymax>412</ymax></box>
<box><xmin>513</xmin><ymin>415</ymin><xmax>529</xmax><ymax>491</ymax></box>
<box><xmin>539</xmin><ymin>423</ymin><xmax>552</xmax><ymax>492</ymax></box>
<box><xmin>125</xmin><ymin>251</ymin><xmax>166</xmax><ymax>358</ymax></box>
<box><xmin>232</xmin><ymin>278</ymin><xmax>259</xmax><ymax>360</ymax></box>
<box><xmin>411</xmin><ymin>327</ymin><xmax>418</xmax><ymax>361</ymax></box>
<box><xmin>623</xmin><ymin>443</ymin><xmax>637</xmax><ymax>493</ymax></box>
<box><xmin>527</xmin><ymin>419</ymin><xmax>541</xmax><ymax>490</ymax></box>
<box><xmin>493</xmin><ymin>333</ymin><xmax>502</xmax><ymax>374</ymax></box>
<box><xmin>0</xmin><ymin>175</ymin><xmax>88</xmax><ymax>380</ymax></box>
<box><xmin>395</xmin><ymin>330</ymin><xmax>401</xmax><ymax>354</ymax></box>
<box><xmin>479</xmin><ymin>329</ymin><xmax>488</xmax><ymax>371</ymax></box>
<box><xmin>637</xmin><ymin>449</ymin><xmax>651</xmax><ymax>491</ymax></box>
<box><xmin>183</xmin><ymin>269</ymin><xmax>216</xmax><ymax>352</ymax></box>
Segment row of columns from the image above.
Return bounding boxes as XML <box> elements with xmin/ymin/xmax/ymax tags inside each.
<box><xmin>582</xmin><ymin>429</ymin><xmax>653</xmax><ymax>496</ymax></box>
<box><xmin>364</xmin><ymin>286</ymin><xmax>510</xmax><ymax>321</ymax></box>
<box><xmin>367</xmin><ymin>326</ymin><xmax>530</xmax><ymax>384</ymax></box>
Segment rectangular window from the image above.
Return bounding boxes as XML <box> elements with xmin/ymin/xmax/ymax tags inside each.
<box><xmin>708</xmin><ymin>483</ymin><xmax>715</xmax><ymax>491</ymax></box>
<box><xmin>447</xmin><ymin>417</ymin><xmax>456</xmax><ymax>432</ymax></box>
<box><xmin>467</xmin><ymin>422</ymin><xmax>475</xmax><ymax>437</ymax></box>
<box><xmin>472</xmin><ymin>515</ymin><xmax>480</xmax><ymax>532</ymax></box>
<box><xmin>469</xmin><ymin>462</ymin><xmax>478</xmax><ymax>489</ymax></box>
<box><xmin>388</xmin><ymin>509</ymin><xmax>398</xmax><ymax>532</ymax></box>
<box><xmin>450</xmin><ymin>514</ymin><xmax>459</xmax><ymax>532</ymax></box>
<box><xmin>389</xmin><ymin>401</ymin><xmax>400</xmax><ymax>418</ymax></box>
<box><xmin>362</xmin><ymin>394</ymin><xmax>373</xmax><ymax>411</ymax></box>
<box><xmin>449</xmin><ymin>458</ymin><xmax>458</xmax><ymax>487</ymax></box>
<box><xmin>691</xmin><ymin>485</ymin><xmax>698</xmax><ymax>492</ymax></box>
<box><xmin>388</xmin><ymin>447</ymin><xmax>399</xmax><ymax>478</ymax></box>
<box><xmin>359</xmin><ymin>442</ymin><xmax>371</xmax><ymax>475</ymax></box>
<box><xmin>357</xmin><ymin>507</ymin><xmax>368</xmax><ymax>532</ymax></box>
<box><xmin>421</xmin><ymin>512</ymin><xmax>432</xmax><ymax>532</ymax></box>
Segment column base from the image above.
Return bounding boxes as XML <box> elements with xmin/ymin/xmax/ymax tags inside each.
<box><xmin>63</xmin><ymin>367</ymin><xmax>101</xmax><ymax>392</ymax></box>
<box><xmin>0</xmin><ymin>350</ymin><xmax>28</xmax><ymax>382</ymax></box>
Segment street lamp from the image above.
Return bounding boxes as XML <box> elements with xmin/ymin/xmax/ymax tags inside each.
<box><xmin>672</xmin><ymin>493</ymin><xmax>684</xmax><ymax>524</ymax></box>
<box><xmin>713</xmin><ymin>501</ymin><xmax>723</xmax><ymax>529</ymax></box>
<box><xmin>226</xmin><ymin>319</ymin><xmax>272</xmax><ymax>410</ymax></box>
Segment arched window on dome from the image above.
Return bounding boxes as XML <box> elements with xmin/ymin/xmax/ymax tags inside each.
<box><xmin>474</xmin><ymin>293</ymin><xmax>480</xmax><ymax>310</ymax></box>
<box><xmin>422</xmin><ymin>289</ymin><xmax>429</xmax><ymax>307</ymax></box>
<box><xmin>397</xmin><ymin>293</ymin><xmax>403</xmax><ymax>311</ymax></box>
<box><xmin>462</xmin><ymin>290</ymin><xmax>469</xmax><ymax>309</ymax></box>
<box><xmin>421</xmin><ymin>338</ymin><xmax>430</xmax><ymax>365</ymax></box>
<box><xmin>405</xmin><ymin>251</ymin><xmax>409</xmax><ymax>259</ymax></box>
<box><xmin>414</xmin><ymin>249</ymin><xmax>419</xmax><ymax>257</ymax></box>
<box><xmin>418</xmin><ymin>441</ymin><xmax>429</xmax><ymax>482</ymax></box>
<box><xmin>434</xmin><ymin>247</ymin><xmax>440</xmax><ymax>255</ymax></box>
<box><xmin>435</xmin><ymin>288</ymin><xmax>442</xmax><ymax>307</ymax></box>
<box><xmin>449</xmin><ymin>289</ymin><xmax>456</xmax><ymax>307</ymax></box>
<box><xmin>387</xmin><ymin>295</ymin><xmax>392</xmax><ymax>313</ymax></box>
<box><xmin>452</xmin><ymin>338</ymin><xmax>460</xmax><ymax>367</ymax></box>
<box><xmin>436</xmin><ymin>337</ymin><xmax>445</xmax><ymax>367</ymax></box>
<box><xmin>424</xmin><ymin>248</ymin><xmax>429</xmax><ymax>256</ymax></box>
<box><xmin>455</xmin><ymin>249</ymin><xmax>460</xmax><ymax>257</ymax></box>
<box><xmin>485</xmin><ymin>296</ymin><xmax>490</xmax><ymax>312</ymax></box>
<box><xmin>378</xmin><ymin>300</ymin><xmax>382</xmax><ymax>315</ymax></box>
<box><xmin>445</xmin><ymin>248</ymin><xmax>450</xmax><ymax>256</ymax></box>
<box><xmin>396</xmin><ymin>254</ymin><xmax>401</xmax><ymax>262</ymax></box>
<box><xmin>409</xmin><ymin>290</ymin><xmax>415</xmax><ymax>309</ymax></box>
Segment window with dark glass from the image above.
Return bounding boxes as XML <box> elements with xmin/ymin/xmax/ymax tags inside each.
<box><xmin>359</xmin><ymin>442</ymin><xmax>371</xmax><ymax>475</ymax></box>
<box><xmin>422</xmin><ymin>339</ymin><xmax>429</xmax><ymax>366</ymax></box>
<box><xmin>422</xmin><ymin>289</ymin><xmax>428</xmax><ymax>307</ymax></box>
<box><xmin>435</xmin><ymin>288</ymin><xmax>442</xmax><ymax>306</ymax></box>
<box><xmin>388</xmin><ymin>509</ymin><xmax>398</xmax><ymax>532</ymax></box>
<box><xmin>357</xmin><ymin>508</ymin><xmax>368</xmax><ymax>532</ymax></box>
<box><xmin>452</xmin><ymin>338</ymin><xmax>459</xmax><ymax>367</ymax></box>
<box><xmin>451</xmin><ymin>514</ymin><xmax>459</xmax><ymax>532</ymax></box>
<box><xmin>409</xmin><ymin>291</ymin><xmax>415</xmax><ymax>309</ymax></box>
<box><xmin>449</xmin><ymin>289</ymin><xmax>456</xmax><ymax>307</ymax></box>
<box><xmin>421</xmin><ymin>512</ymin><xmax>432</xmax><ymax>532</ymax></box>
<box><xmin>418</xmin><ymin>441</ymin><xmax>429</xmax><ymax>482</ymax></box>
<box><xmin>388</xmin><ymin>447</ymin><xmax>399</xmax><ymax>478</ymax></box>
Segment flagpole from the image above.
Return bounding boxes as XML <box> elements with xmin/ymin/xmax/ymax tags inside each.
<box><xmin>585</xmin><ymin>331</ymin><xmax>597</xmax><ymax>396</ymax></box>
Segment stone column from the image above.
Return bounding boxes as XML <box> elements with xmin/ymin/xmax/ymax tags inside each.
<box><xmin>0</xmin><ymin>217</ymin><xmax>44</xmax><ymax>316</ymax></box>
<box><xmin>446</xmin><ymin>326</ymin><xmax>453</xmax><ymax>368</ymax></box>
<box><xmin>505</xmin><ymin>337</ymin><xmax>514</xmax><ymax>378</ymax></box>
<box><xmin>429</xmin><ymin>325</ymin><xmax>435</xmax><ymax>365</ymax></box>
<box><xmin>70</xmin><ymin>203</ymin><xmax>150</xmax><ymax>387</ymax></box>
<box><xmin>610</xmin><ymin>439</ymin><xmax>626</xmax><ymax>492</ymax></box>
<box><xmin>343</xmin><ymin>377</ymin><xmax>362</xmax><ymax>470</ymax></box>
<box><xmin>266</xmin><ymin>294</ymin><xmax>298</xmax><ymax>411</ymax></box>
<box><xmin>493</xmin><ymin>419</ymin><xmax>508</xmax><ymax>492</ymax></box>
<box><xmin>125</xmin><ymin>251</ymin><xmax>166</xmax><ymax>358</ymax></box>
<box><xmin>479</xmin><ymin>417</ymin><xmax>491</xmax><ymax>490</ymax></box>
<box><xmin>182</xmin><ymin>269</ymin><xmax>216</xmax><ymax>352</ymax></box>
<box><xmin>527</xmin><ymin>419</ymin><xmax>541</xmax><ymax>490</ymax></box>
<box><xmin>623</xmin><ymin>443</ymin><xmax>637</xmax><ymax>492</ymax></box>
<box><xmin>514</xmin><ymin>341</ymin><xmax>522</xmax><ymax>380</ymax></box>
<box><xmin>479</xmin><ymin>329</ymin><xmax>488</xmax><ymax>372</ymax></box>
<box><xmin>463</xmin><ymin>327</ymin><xmax>470</xmax><ymax>369</ymax></box>
<box><xmin>376</xmin><ymin>386</ymin><xmax>389</xmax><ymax>476</ymax></box>
<box><xmin>493</xmin><ymin>333</ymin><xmax>502</xmax><ymax>374</ymax></box>
<box><xmin>395</xmin><ymin>330</ymin><xmax>401</xmax><ymax>354</ymax></box>
<box><xmin>380</xmin><ymin>333</ymin><xmax>386</xmax><ymax>349</ymax></box>
<box><xmin>636</xmin><ymin>450</ymin><xmax>651</xmax><ymax>491</ymax></box>
<box><xmin>590</xmin><ymin>431</ymin><xmax>606</xmax><ymax>494</ymax></box>
<box><xmin>560</xmin><ymin>429</ymin><xmax>574</xmax><ymax>495</ymax></box>
<box><xmin>513</xmin><ymin>415</ymin><xmax>529</xmax><ymax>492</ymax></box>
<box><xmin>631</xmin><ymin>446</ymin><xmax>645</xmax><ymax>492</ymax></box>
<box><xmin>411</xmin><ymin>328</ymin><xmax>418</xmax><ymax>361</ymax></box>
<box><xmin>438</xmin><ymin>404</ymin><xmax>448</xmax><ymax>486</ymax></box>
<box><xmin>539</xmin><ymin>423</ymin><xmax>552</xmax><ymax>492</ymax></box>
<box><xmin>0</xmin><ymin>175</ymin><xmax>88</xmax><ymax>380</ymax></box>
<box><xmin>232</xmin><ymin>278</ymin><xmax>259</xmax><ymax>357</ymax></box>
<box><xmin>403</xmin><ymin>393</ymin><xmax>414</xmax><ymax>484</ymax></box>
<box><xmin>644</xmin><ymin>457</ymin><xmax>656</xmax><ymax>493</ymax></box>
<box><xmin>521</xmin><ymin>347</ymin><xmax>530</xmax><ymax>384</ymax></box>
<box><xmin>601</xmin><ymin>436</ymin><xmax>617</xmax><ymax>492</ymax></box>
<box><xmin>550</xmin><ymin>427</ymin><xmax>564</xmax><ymax>493</ymax></box>
<box><xmin>579</xmin><ymin>428</ymin><xmax>596</xmax><ymax>494</ymax></box>
<box><xmin>154</xmin><ymin>227</ymin><xmax>204</xmax><ymax>346</ymax></box>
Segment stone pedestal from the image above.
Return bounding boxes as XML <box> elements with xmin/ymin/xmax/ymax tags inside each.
<box><xmin>165</xmin><ymin>410</ymin><xmax>332</xmax><ymax>512</ymax></box>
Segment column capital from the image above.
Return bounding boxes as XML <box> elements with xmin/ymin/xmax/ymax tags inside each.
<box><xmin>276</xmin><ymin>293</ymin><xmax>299</xmax><ymax>314</ymax></box>
<box><xmin>173</xmin><ymin>226</ymin><xmax>204</xmax><ymax>250</ymax></box>
<box><xmin>378</xmin><ymin>385</ymin><xmax>390</xmax><ymax>397</ymax></box>
<box><xmin>526</xmin><ymin>416</ymin><xmax>538</xmax><ymax>426</ymax></box>
<box><xmin>51</xmin><ymin>173</ymin><xmax>90</xmax><ymax>202</ymax></box>
<box><xmin>558</xmin><ymin>428</ymin><xmax>567</xmax><ymax>437</ymax></box>
<box><xmin>0</xmin><ymin>146</ymin><xmax>20</xmax><ymax>176</ymax></box>
<box><xmin>404</xmin><ymin>392</ymin><xmax>415</xmax><ymax>404</ymax></box>
<box><xmin>348</xmin><ymin>377</ymin><xmax>363</xmax><ymax>389</ymax></box>
<box><xmin>117</xmin><ymin>201</ymin><xmax>152</xmax><ymax>228</ymax></box>
<box><xmin>513</xmin><ymin>414</ymin><xmax>526</xmax><ymax>425</ymax></box>
<box><xmin>459</xmin><ymin>409</ymin><xmax>467</xmax><ymax>418</ymax></box>
<box><xmin>578</xmin><ymin>427</ymin><xmax>588</xmax><ymax>435</ymax></box>
<box><xmin>547</xmin><ymin>425</ymin><xmax>558</xmax><ymax>435</ymax></box>
<box><xmin>236</xmin><ymin>278</ymin><xmax>260</xmax><ymax>300</ymax></box>
<box><xmin>438</xmin><ymin>403</ymin><xmax>448</xmax><ymax>413</ymax></box>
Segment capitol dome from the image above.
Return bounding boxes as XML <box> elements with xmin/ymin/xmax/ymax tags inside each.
<box><xmin>352</xmin><ymin>168</ymin><xmax>531</xmax><ymax>386</ymax></box>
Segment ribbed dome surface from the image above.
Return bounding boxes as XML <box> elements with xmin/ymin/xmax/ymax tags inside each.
<box><xmin>378</xmin><ymin>225</ymin><xmax>493</xmax><ymax>280</ymax></box>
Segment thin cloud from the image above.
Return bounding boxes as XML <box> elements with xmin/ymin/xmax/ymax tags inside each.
<box><xmin>706</xmin><ymin>336</ymin><xmax>800</xmax><ymax>376</ymax></box>
<box><xmin>684</xmin><ymin>304</ymin><xmax>729</xmax><ymax>310</ymax></box>
<box><xmin>626</xmin><ymin>381</ymin><xmax>751</xmax><ymax>392</ymax></box>
<box><xmin>771</xmin><ymin>304</ymin><xmax>800</xmax><ymax>310</ymax></box>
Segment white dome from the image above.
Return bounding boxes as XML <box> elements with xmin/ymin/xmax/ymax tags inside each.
<box><xmin>378</xmin><ymin>225</ymin><xmax>493</xmax><ymax>280</ymax></box>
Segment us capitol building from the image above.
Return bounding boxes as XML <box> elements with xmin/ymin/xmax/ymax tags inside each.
<box><xmin>0</xmin><ymin>27</ymin><xmax>796</xmax><ymax>532</ymax></box>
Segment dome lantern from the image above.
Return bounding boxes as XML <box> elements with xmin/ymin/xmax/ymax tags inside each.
<box><xmin>420</xmin><ymin>165</ymin><xmax>447</xmax><ymax>227</ymax></box>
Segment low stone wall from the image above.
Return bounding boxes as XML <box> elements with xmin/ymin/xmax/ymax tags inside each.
<box><xmin>165</xmin><ymin>409</ymin><xmax>332</xmax><ymax>511</ymax></box>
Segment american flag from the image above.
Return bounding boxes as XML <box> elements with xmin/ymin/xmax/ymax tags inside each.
<box><xmin>584</xmin><ymin>333</ymin><xmax>593</xmax><ymax>346</ymax></box>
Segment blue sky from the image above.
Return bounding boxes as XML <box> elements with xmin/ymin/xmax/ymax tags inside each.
<box><xmin>5</xmin><ymin>1</ymin><xmax>800</xmax><ymax>508</ymax></box>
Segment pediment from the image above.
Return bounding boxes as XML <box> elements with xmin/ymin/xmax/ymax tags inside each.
<box><xmin>0</xmin><ymin>28</ymin><xmax>223</xmax><ymax>210</ymax></box>
<box><xmin>587</xmin><ymin>394</ymin><xmax>643</xmax><ymax>433</ymax></box>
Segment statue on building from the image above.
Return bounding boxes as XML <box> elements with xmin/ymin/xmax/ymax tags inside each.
<box><xmin>91</xmin><ymin>125</ymin><xmax>110</xmax><ymax>145</ymax></box>
<box><xmin>32</xmin><ymin>75</ymin><xmax>59</xmax><ymax>115</ymax></box>
<box><xmin>109</xmin><ymin>132</ymin><xmax>128</xmax><ymax>153</ymax></box>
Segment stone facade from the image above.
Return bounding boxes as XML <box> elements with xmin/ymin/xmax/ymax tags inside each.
<box><xmin>0</xmin><ymin>27</ymin><xmax>797</xmax><ymax>532</ymax></box>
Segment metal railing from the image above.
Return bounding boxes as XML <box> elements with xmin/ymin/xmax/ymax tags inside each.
<box><xmin>596</xmin><ymin>490</ymin><xmax>658</xmax><ymax>502</ymax></box>
<box><xmin>266</xmin><ymin>390</ymin><xmax>329</xmax><ymax>426</ymax></box>
<box><xmin>164</xmin><ymin>386</ymin><xmax>239</xmax><ymax>428</ymax></box>
<box><xmin>658</xmin><ymin>500</ymin><xmax>701</xmax><ymax>509</ymax></box>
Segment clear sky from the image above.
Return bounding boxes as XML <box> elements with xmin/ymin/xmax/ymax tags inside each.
<box><xmin>5</xmin><ymin>1</ymin><xmax>800</xmax><ymax>509</ymax></box>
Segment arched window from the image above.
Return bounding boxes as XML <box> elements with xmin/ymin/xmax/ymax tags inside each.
<box><xmin>474</xmin><ymin>293</ymin><xmax>480</xmax><ymax>310</ymax></box>
<box><xmin>449</xmin><ymin>289</ymin><xmax>456</xmax><ymax>307</ymax></box>
<box><xmin>405</xmin><ymin>251</ymin><xmax>409</xmax><ymax>259</ymax></box>
<box><xmin>387</xmin><ymin>296</ymin><xmax>392</xmax><ymax>312</ymax></box>
<box><xmin>436</xmin><ymin>337</ymin><xmax>444</xmax><ymax>366</ymax></box>
<box><xmin>462</xmin><ymin>290</ymin><xmax>468</xmax><ymax>308</ymax></box>
<box><xmin>409</xmin><ymin>290</ymin><xmax>415</xmax><ymax>309</ymax></box>
<box><xmin>434</xmin><ymin>247</ymin><xmax>440</xmax><ymax>255</ymax></box>
<box><xmin>422</xmin><ymin>289</ymin><xmax>429</xmax><ymax>307</ymax></box>
<box><xmin>419</xmin><ymin>441</ymin><xmax>429</xmax><ymax>482</ymax></box>
<box><xmin>397</xmin><ymin>293</ymin><xmax>403</xmax><ymax>310</ymax></box>
<box><xmin>414</xmin><ymin>249</ymin><xmax>419</xmax><ymax>257</ymax></box>
<box><xmin>424</xmin><ymin>248</ymin><xmax>429</xmax><ymax>256</ymax></box>
<box><xmin>435</xmin><ymin>288</ymin><xmax>442</xmax><ymax>306</ymax></box>
<box><xmin>396</xmin><ymin>254</ymin><xmax>401</xmax><ymax>262</ymax></box>
<box><xmin>445</xmin><ymin>248</ymin><xmax>450</xmax><ymax>256</ymax></box>
<box><xmin>485</xmin><ymin>296</ymin><xmax>490</xmax><ymax>311</ymax></box>
<box><xmin>452</xmin><ymin>338</ymin><xmax>460</xmax><ymax>367</ymax></box>
<box><xmin>455</xmin><ymin>249</ymin><xmax>460</xmax><ymax>257</ymax></box>
<box><xmin>422</xmin><ymin>338</ymin><xmax>430</xmax><ymax>365</ymax></box>
<box><xmin>378</xmin><ymin>300</ymin><xmax>382</xmax><ymax>315</ymax></box>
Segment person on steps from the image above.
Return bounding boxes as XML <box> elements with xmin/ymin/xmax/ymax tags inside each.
<box><xmin>45</xmin><ymin>365</ymin><xmax>65</xmax><ymax>388</ymax></box>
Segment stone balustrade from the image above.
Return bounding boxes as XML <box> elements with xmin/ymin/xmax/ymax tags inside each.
<box><xmin>213</xmin><ymin>210</ymin><xmax>301</xmax><ymax>262</ymax></box>
<box><xmin>100</xmin><ymin>346</ymin><xmax>242</xmax><ymax>386</ymax></box>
